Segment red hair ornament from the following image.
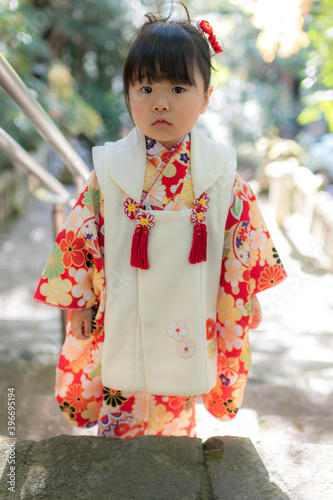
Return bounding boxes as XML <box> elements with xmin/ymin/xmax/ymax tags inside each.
<box><xmin>197</xmin><ymin>20</ymin><xmax>223</xmax><ymax>54</ymax></box>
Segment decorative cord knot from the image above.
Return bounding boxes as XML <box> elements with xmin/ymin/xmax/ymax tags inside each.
<box><xmin>189</xmin><ymin>193</ymin><xmax>209</xmax><ymax>264</ymax></box>
<box><xmin>124</xmin><ymin>199</ymin><xmax>154</xmax><ymax>270</ymax></box>
<box><xmin>124</xmin><ymin>193</ymin><xmax>209</xmax><ymax>269</ymax></box>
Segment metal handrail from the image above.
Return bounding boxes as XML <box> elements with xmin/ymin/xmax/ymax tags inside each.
<box><xmin>0</xmin><ymin>127</ymin><xmax>73</xmax><ymax>205</ymax></box>
<box><xmin>0</xmin><ymin>51</ymin><xmax>90</xmax><ymax>184</ymax></box>
<box><xmin>0</xmin><ymin>52</ymin><xmax>94</xmax><ymax>339</ymax></box>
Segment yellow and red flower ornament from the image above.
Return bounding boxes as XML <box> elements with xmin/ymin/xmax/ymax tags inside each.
<box><xmin>123</xmin><ymin>198</ymin><xmax>139</xmax><ymax>220</ymax></box>
<box><xmin>193</xmin><ymin>192</ymin><xmax>209</xmax><ymax>211</ymax></box>
<box><xmin>124</xmin><ymin>192</ymin><xmax>209</xmax><ymax>269</ymax></box>
<box><xmin>189</xmin><ymin>193</ymin><xmax>210</xmax><ymax>264</ymax></box>
<box><xmin>197</xmin><ymin>20</ymin><xmax>223</xmax><ymax>54</ymax></box>
<box><xmin>135</xmin><ymin>212</ymin><xmax>155</xmax><ymax>230</ymax></box>
<box><xmin>124</xmin><ymin>198</ymin><xmax>155</xmax><ymax>270</ymax></box>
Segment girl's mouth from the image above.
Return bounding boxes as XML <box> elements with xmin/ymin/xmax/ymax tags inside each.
<box><xmin>152</xmin><ymin>118</ymin><xmax>172</xmax><ymax>127</ymax></box>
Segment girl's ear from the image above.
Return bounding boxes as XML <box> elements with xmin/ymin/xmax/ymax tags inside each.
<box><xmin>200</xmin><ymin>86</ymin><xmax>213</xmax><ymax>115</ymax></box>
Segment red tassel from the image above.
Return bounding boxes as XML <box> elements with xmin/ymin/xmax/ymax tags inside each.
<box><xmin>189</xmin><ymin>224</ymin><xmax>207</xmax><ymax>264</ymax></box>
<box><xmin>189</xmin><ymin>224</ymin><xmax>202</xmax><ymax>264</ymax></box>
<box><xmin>201</xmin><ymin>223</ymin><xmax>207</xmax><ymax>262</ymax></box>
<box><xmin>138</xmin><ymin>227</ymin><xmax>150</xmax><ymax>269</ymax></box>
<box><xmin>130</xmin><ymin>226</ymin><xmax>150</xmax><ymax>269</ymax></box>
<box><xmin>130</xmin><ymin>226</ymin><xmax>142</xmax><ymax>267</ymax></box>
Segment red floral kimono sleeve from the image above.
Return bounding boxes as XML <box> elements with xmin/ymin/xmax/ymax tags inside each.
<box><xmin>33</xmin><ymin>171</ymin><xmax>105</xmax><ymax>313</ymax></box>
<box><xmin>200</xmin><ymin>174</ymin><xmax>287</xmax><ymax>421</ymax></box>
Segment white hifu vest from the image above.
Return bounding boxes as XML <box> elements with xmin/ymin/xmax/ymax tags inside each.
<box><xmin>93</xmin><ymin>126</ymin><xmax>236</xmax><ymax>396</ymax></box>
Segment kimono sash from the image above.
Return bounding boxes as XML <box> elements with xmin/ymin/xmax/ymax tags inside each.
<box><xmin>93</xmin><ymin>126</ymin><xmax>236</xmax><ymax>396</ymax></box>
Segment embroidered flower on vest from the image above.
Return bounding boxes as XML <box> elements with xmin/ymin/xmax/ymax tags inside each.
<box><xmin>177</xmin><ymin>339</ymin><xmax>196</xmax><ymax>359</ymax></box>
<box><xmin>167</xmin><ymin>320</ymin><xmax>196</xmax><ymax>359</ymax></box>
<box><xmin>206</xmin><ymin>318</ymin><xmax>216</xmax><ymax>340</ymax></box>
<box><xmin>168</xmin><ymin>320</ymin><xmax>189</xmax><ymax>341</ymax></box>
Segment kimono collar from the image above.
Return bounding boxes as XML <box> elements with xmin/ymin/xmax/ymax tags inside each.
<box><xmin>145</xmin><ymin>134</ymin><xmax>186</xmax><ymax>160</ymax></box>
<box><xmin>104</xmin><ymin>126</ymin><xmax>228</xmax><ymax>201</ymax></box>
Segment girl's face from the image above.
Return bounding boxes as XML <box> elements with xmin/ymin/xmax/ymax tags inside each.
<box><xmin>128</xmin><ymin>70</ymin><xmax>213</xmax><ymax>149</ymax></box>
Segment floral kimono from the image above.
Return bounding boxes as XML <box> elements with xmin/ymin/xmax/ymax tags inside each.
<box><xmin>33</xmin><ymin>132</ymin><xmax>287</xmax><ymax>439</ymax></box>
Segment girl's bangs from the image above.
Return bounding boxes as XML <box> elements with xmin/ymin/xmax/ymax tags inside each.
<box><xmin>129</xmin><ymin>31</ymin><xmax>197</xmax><ymax>86</ymax></box>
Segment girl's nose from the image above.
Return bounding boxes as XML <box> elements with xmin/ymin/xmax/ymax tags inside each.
<box><xmin>153</xmin><ymin>95</ymin><xmax>169</xmax><ymax>111</ymax></box>
<box><xmin>154</xmin><ymin>104</ymin><xmax>168</xmax><ymax>111</ymax></box>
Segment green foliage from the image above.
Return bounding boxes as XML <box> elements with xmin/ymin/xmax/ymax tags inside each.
<box><xmin>1</xmin><ymin>0</ymin><xmax>332</xmax><ymax>177</ymax></box>
<box><xmin>297</xmin><ymin>0</ymin><xmax>333</xmax><ymax>131</ymax></box>
<box><xmin>188</xmin><ymin>0</ymin><xmax>305</xmax><ymax>159</ymax></box>
<box><xmin>0</xmin><ymin>0</ymin><xmax>133</xmax><ymax>172</ymax></box>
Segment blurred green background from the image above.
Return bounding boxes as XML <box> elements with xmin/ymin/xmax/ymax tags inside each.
<box><xmin>0</xmin><ymin>0</ymin><xmax>332</xmax><ymax>180</ymax></box>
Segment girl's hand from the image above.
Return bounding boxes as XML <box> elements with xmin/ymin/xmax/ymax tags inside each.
<box><xmin>70</xmin><ymin>308</ymin><xmax>94</xmax><ymax>340</ymax></box>
<box><xmin>249</xmin><ymin>295</ymin><xmax>262</xmax><ymax>330</ymax></box>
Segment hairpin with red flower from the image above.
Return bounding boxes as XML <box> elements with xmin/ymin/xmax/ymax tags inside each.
<box><xmin>197</xmin><ymin>20</ymin><xmax>223</xmax><ymax>54</ymax></box>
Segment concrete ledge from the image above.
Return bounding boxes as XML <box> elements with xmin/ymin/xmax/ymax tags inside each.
<box><xmin>1</xmin><ymin>435</ymin><xmax>332</xmax><ymax>499</ymax></box>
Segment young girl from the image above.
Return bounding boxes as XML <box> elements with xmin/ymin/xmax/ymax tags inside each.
<box><xmin>33</xmin><ymin>2</ymin><xmax>286</xmax><ymax>439</ymax></box>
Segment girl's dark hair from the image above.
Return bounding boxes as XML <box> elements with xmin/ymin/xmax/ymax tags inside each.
<box><xmin>123</xmin><ymin>1</ymin><xmax>215</xmax><ymax>114</ymax></box>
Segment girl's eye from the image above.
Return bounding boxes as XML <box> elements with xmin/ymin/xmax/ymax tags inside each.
<box><xmin>140</xmin><ymin>86</ymin><xmax>152</xmax><ymax>94</ymax></box>
<box><xmin>172</xmin><ymin>86</ymin><xmax>185</xmax><ymax>94</ymax></box>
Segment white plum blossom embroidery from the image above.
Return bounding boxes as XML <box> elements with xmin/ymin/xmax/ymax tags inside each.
<box><xmin>177</xmin><ymin>339</ymin><xmax>196</xmax><ymax>359</ymax></box>
<box><xmin>168</xmin><ymin>321</ymin><xmax>189</xmax><ymax>341</ymax></box>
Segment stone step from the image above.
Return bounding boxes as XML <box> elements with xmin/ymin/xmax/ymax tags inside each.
<box><xmin>208</xmin><ymin>436</ymin><xmax>333</xmax><ymax>500</ymax></box>
<box><xmin>0</xmin><ymin>434</ymin><xmax>213</xmax><ymax>500</ymax></box>
<box><xmin>1</xmin><ymin>434</ymin><xmax>332</xmax><ymax>500</ymax></box>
